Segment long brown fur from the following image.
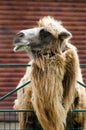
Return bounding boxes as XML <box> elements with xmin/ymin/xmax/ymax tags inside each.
<box><xmin>13</xmin><ymin>16</ymin><xmax>86</xmax><ymax>130</ymax></box>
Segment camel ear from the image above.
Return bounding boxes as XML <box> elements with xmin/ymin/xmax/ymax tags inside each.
<box><xmin>59</xmin><ymin>32</ymin><xmax>72</xmax><ymax>40</ymax></box>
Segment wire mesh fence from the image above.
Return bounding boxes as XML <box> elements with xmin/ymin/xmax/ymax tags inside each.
<box><xmin>0</xmin><ymin>110</ymin><xmax>86</xmax><ymax>130</ymax></box>
<box><xmin>0</xmin><ymin>110</ymin><xmax>18</xmax><ymax>130</ymax></box>
<box><xmin>0</xmin><ymin>64</ymin><xmax>86</xmax><ymax>130</ymax></box>
<box><xmin>0</xmin><ymin>110</ymin><xmax>39</xmax><ymax>130</ymax></box>
<box><xmin>0</xmin><ymin>110</ymin><xmax>44</xmax><ymax>130</ymax></box>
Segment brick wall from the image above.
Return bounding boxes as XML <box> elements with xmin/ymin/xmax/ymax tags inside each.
<box><xmin>0</xmin><ymin>0</ymin><xmax>86</xmax><ymax>120</ymax></box>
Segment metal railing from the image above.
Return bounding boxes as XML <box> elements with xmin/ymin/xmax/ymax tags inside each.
<box><xmin>0</xmin><ymin>63</ymin><xmax>86</xmax><ymax>130</ymax></box>
<box><xmin>0</xmin><ymin>63</ymin><xmax>86</xmax><ymax>111</ymax></box>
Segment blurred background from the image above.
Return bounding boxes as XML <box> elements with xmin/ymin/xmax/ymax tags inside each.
<box><xmin>0</xmin><ymin>0</ymin><xmax>86</xmax><ymax>121</ymax></box>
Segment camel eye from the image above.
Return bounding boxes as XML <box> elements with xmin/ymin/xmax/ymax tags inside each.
<box><xmin>40</xmin><ymin>29</ymin><xmax>51</xmax><ymax>39</ymax></box>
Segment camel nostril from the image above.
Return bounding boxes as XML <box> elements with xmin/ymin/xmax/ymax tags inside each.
<box><xmin>13</xmin><ymin>38</ymin><xmax>20</xmax><ymax>44</ymax></box>
<box><xmin>16</xmin><ymin>32</ymin><xmax>24</xmax><ymax>38</ymax></box>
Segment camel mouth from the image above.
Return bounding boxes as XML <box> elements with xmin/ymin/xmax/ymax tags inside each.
<box><xmin>13</xmin><ymin>45</ymin><xmax>24</xmax><ymax>52</ymax></box>
<box><xmin>13</xmin><ymin>42</ymin><xmax>31</xmax><ymax>52</ymax></box>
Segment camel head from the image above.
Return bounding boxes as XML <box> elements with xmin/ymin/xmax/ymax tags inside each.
<box><xmin>13</xmin><ymin>27</ymin><xmax>54</xmax><ymax>52</ymax></box>
<box><xmin>13</xmin><ymin>16</ymin><xmax>72</xmax><ymax>57</ymax></box>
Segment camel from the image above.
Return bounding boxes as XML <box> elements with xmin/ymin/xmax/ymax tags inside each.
<box><xmin>13</xmin><ymin>16</ymin><xmax>86</xmax><ymax>130</ymax></box>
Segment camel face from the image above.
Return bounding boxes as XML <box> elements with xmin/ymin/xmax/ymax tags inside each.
<box><xmin>13</xmin><ymin>27</ymin><xmax>53</xmax><ymax>52</ymax></box>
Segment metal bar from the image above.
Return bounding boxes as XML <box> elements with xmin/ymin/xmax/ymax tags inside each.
<box><xmin>9</xmin><ymin>111</ymin><xmax>11</xmax><ymax>130</ymax></box>
<box><xmin>14</xmin><ymin>111</ymin><xmax>17</xmax><ymax>129</ymax></box>
<box><xmin>0</xmin><ymin>64</ymin><xmax>31</xmax><ymax>67</ymax></box>
<box><xmin>0</xmin><ymin>81</ymin><xmax>31</xmax><ymax>101</ymax></box>
<box><xmin>0</xmin><ymin>109</ymin><xmax>86</xmax><ymax>113</ymax></box>
<box><xmin>77</xmin><ymin>81</ymin><xmax>86</xmax><ymax>88</ymax></box>
<box><xmin>0</xmin><ymin>109</ymin><xmax>34</xmax><ymax>112</ymax></box>
<box><xmin>4</xmin><ymin>112</ymin><xmax>6</xmax><ymax>130</ymax></box>
<box><xmin>80</xmin><ymin>64</ymin><xmax>86</xmax><ymax>67</ymax></box>
<box><xmin>70</xmin><ymin>109</ymin><xmax>86</xmax><ymax>112</ymax></box>
<box><xmin>0</xmin><ymin>63</ymin><xmax>85</xmax><ymax>67</ymax></box>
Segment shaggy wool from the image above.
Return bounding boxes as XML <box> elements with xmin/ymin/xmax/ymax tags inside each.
<box><xmin>13</xmin><ymin>16</ymin><xmax>86</xmax><ymax>130</ymax></box>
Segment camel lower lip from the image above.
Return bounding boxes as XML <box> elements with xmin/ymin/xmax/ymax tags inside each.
<box><xmin>13</xmin><ymin>44</ymin><xmax>31</xmax><ymax>52</ymax></box>
<box><xmin>13</xmin><ymin>45</ymin><xmax>24</xmax><ymax>52</ymax></box>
